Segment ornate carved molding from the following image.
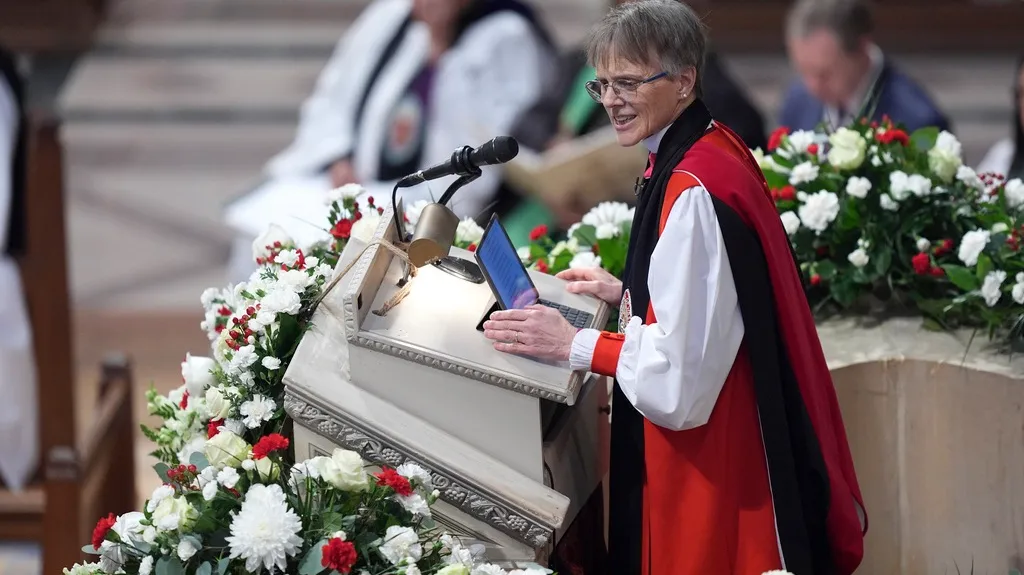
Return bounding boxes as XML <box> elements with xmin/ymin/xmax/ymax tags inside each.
<box><xmin>284</xmin><ymin>390</ymin><xmax>554</xmax><ymax>549</ymax></box>
<box><xmin>351</xmin><ymin>333</ymin><xmax>576</xmax><ymax>404</ymax></box>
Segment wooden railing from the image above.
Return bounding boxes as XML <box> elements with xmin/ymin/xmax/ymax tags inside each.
<box><xmin>0</xmin><ymin>110</ymin><xmax>136</xmax><ymax>574</ymax></box>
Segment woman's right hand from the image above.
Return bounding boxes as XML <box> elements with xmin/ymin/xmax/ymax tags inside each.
<box><xmin>556</xmin><ymin>267</ymin><xmax>622</xmax><ymax>306</ymax></box>
<box><xmin>329</xmin><ymin>159</ymin><xmax>358</xmax><ymax>188</ymax></box>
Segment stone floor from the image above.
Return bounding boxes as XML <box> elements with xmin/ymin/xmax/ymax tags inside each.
<box><xmin>3</xmin><ymin>0</ymin><xmax>1020</xmax><ymax>568</ymax></box>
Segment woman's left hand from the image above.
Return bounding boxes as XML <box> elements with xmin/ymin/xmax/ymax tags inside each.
<box><xmin>483</xmin><ymin>304</ymin><xmax>578</xmax><ymax>361</ymax></box>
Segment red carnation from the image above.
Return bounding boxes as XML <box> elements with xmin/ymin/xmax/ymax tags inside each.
<box><xmin>529</xmin><ymin>224</ymin><xmax>548</xmax><ymax>241</ymax></box>
<box><xmin>810</xmin><ymin>274</ymin><xmax>822</xmax><ymax>286</ymax></box>
<box><xmin>778</xmin><ymin>185</ymin><xmax>796</xmax><ymax>201</ymax></box>
<box><xmin>767</xmin><ymin>126</ymin><xmax>789</xmax><ymax>151</ymax></box>
<box><xmin>876</xmin><ymin>129</ymin><xmax>909</xmax><ymax>146</ymax></box>
<box><xmin>930</xmin><ymin>266</ymin><xmax>945</xmax><ymax>277</ymax></box>
<box><xmin>179</xmin><ymin>390</ymin><xmax>189</xmax><ymax>410</ymax></box>
<box><xmin>375</xmin><ymin>467</ymin><xmax>414</xmax><ymax>496</ymax></box>
<box><xmin>911</xmin><ymin>252</ymin><xmax>931</xmax><ymax>275</ymax></box>
<box><xmin>91</xmin><ymin>513</ymin><xmax>116</xmax><ymax>549</ymax></box>
<box><xmin>467</xmin><ymin>243</ymin><xmax>477</xmax><ymax>252</ymax></box>
<box><xmin>331</xmin><ymin>219</ymin><xmax>353</xmax><ymax>240</ymax></box>
<box><xmin>806</xmin><ymin>143</ymin><xmax>819</xmax><ymax>155</ymax></box>
<box><xmin>322</xmin><ymin>538</ymin><xmax>358</xmax><ymax>573</ymax></box>
<box><xmin>207</xmin><ymin>419</ymin><xmax>223</xmax><ymax>439</ymax></box>
<box><xmin>252</xmin><ymin>433</ymin><xmax>290</xmax><ymax>460</ymax></box>
<box><xmin>536</xmin><ymin>259</ymin><xmax>549</xmax><ymax>274</ymax></box>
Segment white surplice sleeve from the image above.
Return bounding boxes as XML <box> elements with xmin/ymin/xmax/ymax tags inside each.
<box><xmin>569</xmin><ymin>186</ymin><xmax>745</xmax><ymax>431</ymax></box>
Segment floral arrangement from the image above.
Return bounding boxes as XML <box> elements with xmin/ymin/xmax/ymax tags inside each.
<box><xmin>66</xmin><ymin>185</ymin><xmax>550</xmax><ymax>575</ymax></box>
<box><xmin>523</xmin><ymin>118</ymin><xmax>1024</xmax><ymax>346</ymax></box>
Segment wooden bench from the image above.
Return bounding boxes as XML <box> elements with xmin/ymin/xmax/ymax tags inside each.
<box><xmin>0</xmin><ymin>110</ymin><xmax>136</xmax><ymax>574</ymax></box>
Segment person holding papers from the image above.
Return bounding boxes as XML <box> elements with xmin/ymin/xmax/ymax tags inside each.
<box><xmin>224</xmin><ymin>0</ymin><xmax>555</xmax><ymax>280</ymax></box>
<box><xmin>483</xmin><ymin>1</ymin><xmax>867</xmax><ymax>573</ymax></box>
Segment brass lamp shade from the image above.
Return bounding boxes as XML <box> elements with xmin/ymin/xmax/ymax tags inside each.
<box><xmin>407</xmin><ymin>202</ymin><xmax>460</xmax><ymax>267</ymax></box>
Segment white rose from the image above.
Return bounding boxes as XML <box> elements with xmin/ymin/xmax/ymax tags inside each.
<box><xmin>788</xmin><ymin>161</ymin><xmax>819</xmax><ymax>186</ymax></box>
<box><xmin>177</xmin><ymin>538</ymin><xmax>199</xmax><ymax>562</ymax></box>
<box><xmin>797</xmin><ymin>190</ymin><xmax>840</xmax><ymax>234</ymax></box>
<box><xmin>957</xmin><ymin>230</ymin><xmax>991</xmax><ymax>267</ymax></box>
<box><xmin>181</xmin><ymin>354</ymin><xmax>217</xmax><ymax>398</ymax></box>
<box><xmin>1004</xmin><ymin>178</ymin><xmax>1024</xmax><ymax>210</ymax></box>
<box><xmin>779</xmin><ymin>211</ymin><xmax>800</xmax><ymax>236</ymax></box>
<box><xmin>927</xmin><ymin>131</ymin><xmax>963</xmax><ymax>183</ymax></box>
<box><xmin>251</xmin><ymin>224</ymin><xmax>293</xmax><ymax>263</ymax></box>
<box><xmin>844</xmin><ymin>176</ymin><xmax>871</xmax><ymax>199</ymax></box>
<box><xmin>455</xmin><ymin>218</ymin><xmax>485</xmax><ymax>245</ymax></box>
<box><xmin>568</xmin><ymin>251</ymin><xmax>601</xmax><ymax>269</ymax></box>
<box><xmin>827</xmin><ymin>127</ymin><xmax>867</xmax><ymax>170</ymax></box>
<box><xmin>205</xmin><ymin>387</ymin><xmax>233</xmax><ymax>420</ymax></box>
<box><xmin>255</xmin><ymin>457</ymin><xmax>280</xmax><ymax>482</ymax></box>
<box><xmin>916</xmin><ymin>238</ymin><xmax>931</xmax><ymax>252</ymax></box>
<box><xmin>378</xmin><ymin>526</ymin><xmax>422</xmax><ymax>565</ymax></box>
<box><xmin>204</xmin><ymin>430</ymin><xmax>251</xmax><ymax>469</ymax></box>
<box><xmin>152</xmin><ymin>496</ymin><xmax>197</xmax><ymax>532</ymax></box>
<box><xmin>980</xmin><ymin>270</ymin><xmax>1006</xmax><ymax>307</ymax></box>
<box><xmin>314</xmin><ymin>449</ymin><xmax>369</xmax><ymax>491</ymax></box>
<box><xmin>879</xmin><ymin>194</ymin><xmax>899</xmax><ymax>211</ymax></box>
<box><xmin>847</xmin><ymin>248</ymin><xmax>870</xmax><ymax>268</ymax></box>
<box><xmin>350</xmin><ymin>211</ymin><xmax>382</xmax><ymax>243</ymax></box>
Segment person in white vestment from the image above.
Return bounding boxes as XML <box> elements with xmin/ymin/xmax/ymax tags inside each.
<box><xmin>0</xmin><ymin>46</ymin><xmax>37</xmax><ymax>492</ymax></box>
<box><xmin>977</xmin><ymin>56</ymin><xmax>1023</xmax><ymax>178</ymax></box>
<box><xmin>225</xmin><ymin>0</ymin><xmax>556</xmax><ymax>280</ymax></box>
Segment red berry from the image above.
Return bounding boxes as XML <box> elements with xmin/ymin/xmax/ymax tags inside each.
<box><xmin>188</xmin><ymin>464</ymin><xmax>197</xmax><ymax>473</ymax></box>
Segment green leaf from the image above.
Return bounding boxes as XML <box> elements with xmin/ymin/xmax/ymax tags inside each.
<box><xmin>921</xmin><ymin>317</ymin><xmax>944</xmax><ymax>332</ymax></box>
<box><xmin>217</xmin><ymin>558</ymin><xmax>231</xmax><ymax>575</ymax></box>
<box><xmin>571</xmin><ymin>224</ymin><xmax>597</xmax><ymax>246</ymax></box>
<box><xmin>154</xmin><ymin>462</ymin><xmax>171</xmax><ymax>483</ymax></box>
<box><xmin>189</xmin><ymin>452</ymin><xmax>210</xmax><ymax>471</ymax></box>
<box><xmin>814</xmin><ymin>260</ymin><xmax>837</xmax><ymax>281</ymax></box>
<box><xmin>81</xmin><ymin>545</ymin><xmax>100</xmax><ymax>555</ymax></box>
<box><xmin>196</xmin><ymin>562</ymin><xmax>213</xmax><ymax>575</ymax></box>
<box><xmin>872</xmin><ymin>249</ymin><xmax>892</xmax><ymax>277</ymax></box>
<box><xmin>298</xmin><ymin>539</ymin><xmax>329</xmax><ymax>575</ymax></box>
<box><xmin>975</xmin><ymin>253</ymin><xmax>993</xmax><ymax>281</ymax></box>
<box><xmin>942</xmin><ymin>264</ymin><xmax>980</xmax><ymax>292</ymax></box>
<box><xmin>762</xmin><ymin>168</ymin><xmax>789</xmax><ymax>190</ymax></box>
<box><xmin>155</xmin><ymin>557</ymin><xmax>185</xmax><ymax>575</ymax></box>
<box><xmin>829</xmin><ymin>280</ymin><xmax>858</xmax><ymax>308</ymax></box>
<box><xmin>910</xmin><ymin>126</ymin><xmax>939</xmax><ymax>150</ymax></box>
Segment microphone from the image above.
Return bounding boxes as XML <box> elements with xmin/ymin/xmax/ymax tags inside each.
<box><xmin>396</xmin><ymin>136</ymin><xmax>519</xmax><ymax>188</ymax></box>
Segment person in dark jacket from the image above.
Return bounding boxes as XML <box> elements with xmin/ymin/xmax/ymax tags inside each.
<box><xmin>780</xmin><ymin>0</ymin><xmax>950</xmax><ymax>133</ymax></box>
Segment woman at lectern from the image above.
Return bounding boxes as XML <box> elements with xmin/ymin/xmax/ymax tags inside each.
<box><xmin>224</xmin><ymin>0</ymin><xmax>556</xmax><ymax>280</ymax></box>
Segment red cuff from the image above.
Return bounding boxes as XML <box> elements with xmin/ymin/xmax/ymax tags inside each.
<box><xmin>591</xmin><ymin>331</ymin><xmax>625</xmax><ymax>377</ymax></box>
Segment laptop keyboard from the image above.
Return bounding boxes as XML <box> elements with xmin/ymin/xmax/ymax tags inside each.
<box><xmin>539</xmin><ymin>299</ymin><xmax>594</xmax><ymax>330</ymax></box>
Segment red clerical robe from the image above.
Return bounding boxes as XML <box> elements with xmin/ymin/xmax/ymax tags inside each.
<box><xmin>580</xmin><ymin>106</ymin><xmax>866</xmax><ymax>575</ymax></box>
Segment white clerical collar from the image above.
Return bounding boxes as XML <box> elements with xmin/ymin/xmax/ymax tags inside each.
<box><xmin>644</xmin><ymin>124</ymin><xmax>671</xmax><ymax>154</ymax></box>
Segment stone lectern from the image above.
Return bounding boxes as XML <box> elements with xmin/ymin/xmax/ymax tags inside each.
<box><xmin>282</xmin><ymin>207</ymin><xmax>611</xmax><ymax>567</ymax></box>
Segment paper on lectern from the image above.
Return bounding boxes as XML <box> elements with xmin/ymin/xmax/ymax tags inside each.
<box><xmin>503</xmin><ymin>126</ymin><xmax>648</xmax><ymax>206</ymax></box>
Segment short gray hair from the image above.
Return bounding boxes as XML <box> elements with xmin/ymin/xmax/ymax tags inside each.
<box><xmin>786</xmin><ymin>0</ymin><xmax>873</xmax><ymax>53</ymax></box>
<box><xmin>586</xmin><ymin>0</ymin><xmax>707</xmax><ymax>97</ymax></box>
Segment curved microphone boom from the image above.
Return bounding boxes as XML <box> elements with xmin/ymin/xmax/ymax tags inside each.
<box><xmin>391</xmin><ymin>136</ymin><xmax>519</xmax><ymax>239</ymax></box>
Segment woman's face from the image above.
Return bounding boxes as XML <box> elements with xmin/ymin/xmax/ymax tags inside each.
<box><xmin>594</xmin><ymin>55</ymin><xmax>693</xmax><ymax>147</ymax></box>
<box><xmin>412</xmin><ymin>0</ymin><xmax>470</xmax><ymax>29</ymax></box>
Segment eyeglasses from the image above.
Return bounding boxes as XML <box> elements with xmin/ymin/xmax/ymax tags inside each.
<box><xmin>585</xmin><ymin>71</ymin><xmax>668</xmax><ymax>103</ymax></box>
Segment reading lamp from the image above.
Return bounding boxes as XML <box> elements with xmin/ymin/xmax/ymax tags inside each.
<box><xmin>391</xmin><ymin>136</ymin><xmax>520</xmax><ymax>269</ymax></box>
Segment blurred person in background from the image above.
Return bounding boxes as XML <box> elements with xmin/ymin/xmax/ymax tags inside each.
<box><xmin>0</xmin><ymin>44</ymin><xmax>37</xmax><ymax>494</ymax></box>
<box><xmin>225</xmin><ymin>0</ymin><xmax>556</xmax><ymax>280</ymax></box>
<box><xmin>978</xmin><ymin>56</ymin><xmax>1024</xmax><ymax>179</ymax></box>
<box><xmin>780</xmin><ymin>0</ymin><xmax>950</xmax><ymax>133</ymax></box>
<box><xmin>504</xmin><ymin>0</ymin><xmax>767</xmax><ymax>238</ymax></box>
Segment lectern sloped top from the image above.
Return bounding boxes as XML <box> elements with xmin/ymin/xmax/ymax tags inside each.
<box><xmin>340</xmin><ymin>211</ymin><xmax>610</xmax><ymax>406</ymax></box>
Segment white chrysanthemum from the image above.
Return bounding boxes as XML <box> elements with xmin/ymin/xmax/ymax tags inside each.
<box><xmin>262</xmin><ymin>356</ymin><xmax>282</xmax><ymax>371</ymax></box>
<box><xmin>227</xmin><ymin>484</ymin><xmax>304</xmax><ymax>572</ymax></box>
<box><xmin>788</xmin><ymin>161</ymin><xmax>819</xmax><ymax>185</ymax></box>
<box><xmin>456</xmin><ymin>218</ymin><xmax>485</xmax><ymax>245</ymax></box>
<box><xmin>227</xmin><ymin>345</ymin><xmax>258</xmax><ymax>377</ymax></box>
<box><xmin>569</xmin><ymin>251</ymin><xmax>601</xmax><ymax>269</ymax></box>
<box><xmin>797</xmin><ymin>190</ymin><xmax>840</xmax><ymax>234</ymax></box>
<box><xmin>63</xmin><ymin>562</ymin><xmax>104</xmax><ymax>575</ymax></box>
<box><xmin>581</xmin><ymin>201</ymin><xmax>632</xmax><ymax>228</ymax></box>
<box><xmin>240</xmin><ymin>394</ymin><xmax>276</xmax><ymax>429</ymax></box>
<box><xmin>845</xmin><ymin>176</ymin><xmax>871</xmax><ymax>199</ymax></box>
<box><xmin>786</xmin><ymin>130</ymin><xmax>816</xmax><ymax>154</ymax></box>
<box><xmin>879</xmin><ymin>193</ymin><xmax>899</xmax><ymax>211</ymax></box>
<box><xmin>396</xmin><ymin>462</ymin><xmax>433</xmax><ymax>490</ymax></box>
<box><xmin>138</xmin><ymin>556</ymin><xmax>154</xmax><ymax>575</ymax></box>
<box><xmin>378</xmin><ymin>525</ymin><xmax>422</xmax><ymax>565</ymax></box>
<box><xmin>957</xmin><ymin>230</ymin><xmax>990</xmax><ymax>266</ymax></box>
<box><xmin>981</xmin><ymin>270</ymin><xmax>1007</xmax><ymax>307</ymax></box>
